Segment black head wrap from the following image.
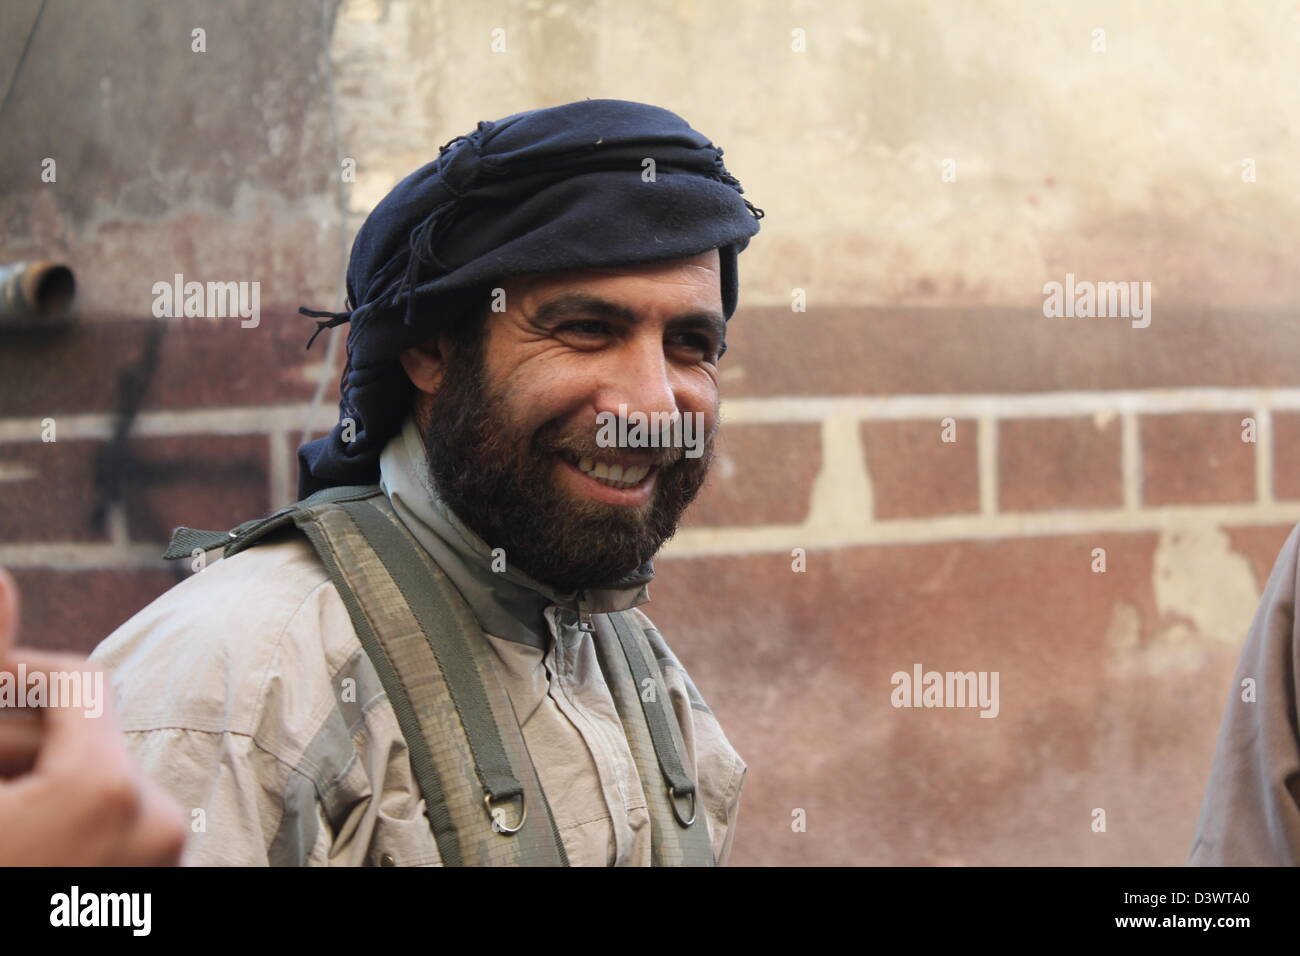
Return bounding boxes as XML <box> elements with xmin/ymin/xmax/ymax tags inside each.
<box><xmin>296</xmin><ymin>98</ymin><xmax>764</xmax><ymax>497</ymax></box>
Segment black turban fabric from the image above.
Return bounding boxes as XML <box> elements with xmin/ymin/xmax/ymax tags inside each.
<box><xmin>296</xmin><ymin>98</ymin><xmax>764</xmax><ymax>497</ymax></box>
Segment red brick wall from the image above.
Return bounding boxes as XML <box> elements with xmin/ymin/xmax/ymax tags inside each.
<box><xmin>649</xmin><ymin>306</ymin><xmax>1300</xmax><ymax>865</ymax></box>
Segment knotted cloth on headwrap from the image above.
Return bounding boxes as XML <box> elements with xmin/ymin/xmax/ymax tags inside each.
<box><xmin>296</xmin><ymin>98</ymin><xmax>764</xmax><ymax>497</ymax></box>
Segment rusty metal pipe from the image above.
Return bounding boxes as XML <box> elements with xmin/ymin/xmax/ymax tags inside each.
<box><xmin>0</xmin><ymin>261</ymin><xmax>76</xmax><ymax>325</ymax></box>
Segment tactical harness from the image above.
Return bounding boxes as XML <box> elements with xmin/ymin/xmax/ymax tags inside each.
<box><xmin>163</xmin><ymin>485</ymin><xmax>715</xmax><ymax>866</ymax></box>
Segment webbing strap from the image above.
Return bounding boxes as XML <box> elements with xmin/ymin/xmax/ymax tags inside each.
<box><xmin>308</xmin><ymin>497</ymin><xmax>568</xmax><ymax>866</ymax></box>
<box><xmin>340</xmin><ymin>500</ymin><xmax>522</xmax><ymax>805</ymax></box>
<box><xmin>597</xmin><ymin>611</ymin><xmax>715</xmax><ymax>866</ymax></box>
<box><xmin>293</xmin><ymin>508</ymin><xmax>465</xmax><ymax>865</ymax></box>
<box><xmin>162</xmin><ymin>526</ymin><xmax>233</xmax><ymax>559</ymax></box>
<box><xmin>161</xmin><ymin>485</ymin><xmax>382</xmax><ymax>561</ymax></box>
<box><xmin>609</xmin><ymin>612</ymin><xmax>696</xmax><ymax>796</ymax></box>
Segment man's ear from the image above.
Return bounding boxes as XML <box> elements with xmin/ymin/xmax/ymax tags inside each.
<box><xmin>399</xmin><ymin>334</ymin><xmax>450</xmax><ymax>397</ymax></box>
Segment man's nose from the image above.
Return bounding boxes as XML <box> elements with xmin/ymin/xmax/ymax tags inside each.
<box><xmin>596</xmin><ymin>338</ymin><xmax>679</xmax><ymax>422</ymax></box>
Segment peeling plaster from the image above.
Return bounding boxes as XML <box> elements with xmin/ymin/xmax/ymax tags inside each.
<box><xmin>1152</xmin><ymin>525</ymin><xmax>1260</xmax><ymax>647</ymax></box>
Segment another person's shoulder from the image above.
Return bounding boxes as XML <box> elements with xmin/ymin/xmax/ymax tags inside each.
<box><xmin>1239</xmin><ymin>522</ymin><xmax>1300</xmax><ymax>628</ymax></box>
<box><xmin>90</xmin><ymin>532</ymin><xmax>356</xmax><ymax>735</ymax></box>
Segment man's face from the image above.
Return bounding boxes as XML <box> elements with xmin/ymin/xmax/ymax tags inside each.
<box><xmin>416</xmin><ymin>249</ymin><xmax>725</xmax><ymax>593</ymax></box>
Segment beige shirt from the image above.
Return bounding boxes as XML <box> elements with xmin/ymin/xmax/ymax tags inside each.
<box><xmin>90</xmin><ymin>416</ymin><xmax>747</xmax><ymax>866</ymax></box>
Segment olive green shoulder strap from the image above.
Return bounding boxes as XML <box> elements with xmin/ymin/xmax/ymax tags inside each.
<box><xmin>161</xmin><ymin>484</ymin><xmax>379</xmax><ymax>560</ymax></box>
<box><xmin>164</xmin><ymin>487</ymin><xmax>569</xmax><ymax>867</ymax></box>
<box><xmin>597</xmin><ymin>610</ymin><xmax>717</xmax><ymax>866</ymax></box>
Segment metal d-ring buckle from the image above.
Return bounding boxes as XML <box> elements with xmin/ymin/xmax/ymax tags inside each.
<box><xmin>485</xmin><ymin>792</ymin><xmax>527</xmax><ymax>834</ymax></box>
<box><xmin>668</xmin><ymin>786</ymin><xmax>697</xmax><ymax>827</ymax></box>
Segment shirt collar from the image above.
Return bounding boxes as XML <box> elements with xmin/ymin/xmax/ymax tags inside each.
<box><xmin>378</xmin><ymin>414</ymin><xmax>653</xmax><ymax>649</ymax></box>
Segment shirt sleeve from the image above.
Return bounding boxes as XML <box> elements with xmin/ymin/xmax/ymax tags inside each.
<box><xmin>88</xmin><ymin>543</ymin><xmax>361</xmax><ymax>867</ymax></box>
<box><xmin>118</xmin><ymin>727</ymin><xmax>311</xmax><ymax>866</ymax></box>
<box><xmin>714</xmin><ymin>759</ymin><xmax>748</xmax><ymax>866</ymax></box>
<box><xmin>1188</xmin><ymin>522</ymin><xmax>1300</xmax><ymax>865</ymax></box>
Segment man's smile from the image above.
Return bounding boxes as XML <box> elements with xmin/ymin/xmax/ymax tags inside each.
<box><xmin>555</xmin><ymin>451</ymin><xmax>658</xmax><ymax>505</ymax></box>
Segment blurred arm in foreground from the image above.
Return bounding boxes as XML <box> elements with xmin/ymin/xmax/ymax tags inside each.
<box><xmin>0</xmin><ymin>568</ymin><xmax>186</xmax><ymax>866</ymax></box>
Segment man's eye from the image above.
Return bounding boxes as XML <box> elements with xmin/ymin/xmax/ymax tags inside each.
<box><xmin>558</xmin><ymin>320</ymin><xmax>608</xmax><ymax>336</ymax></box>
<box><xmin>668</xmin><ymin>332</ymin><xmax>717</xmax><ymax>357</ymax></box>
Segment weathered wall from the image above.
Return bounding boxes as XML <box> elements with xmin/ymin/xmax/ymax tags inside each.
<box><xmin>4</xmin><ymin>0</ymin><xmax>1300</xmax><ymax>865</ymax></box>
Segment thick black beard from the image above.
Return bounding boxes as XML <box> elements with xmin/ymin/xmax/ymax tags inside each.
<box><xmin>420</xmin><ymin>333</ymin><xmax>715</xmax><ymax>593</ymax></box>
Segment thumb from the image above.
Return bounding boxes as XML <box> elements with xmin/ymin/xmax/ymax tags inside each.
<box><xmin>0</xmin><ymin>567</ymin><xmax>19</xmax><ymax>666</ymax></box>
<box><xmin>11</xmin><ymin>649</ymin><xmax>119</xmax><ymax>772</ymax></box>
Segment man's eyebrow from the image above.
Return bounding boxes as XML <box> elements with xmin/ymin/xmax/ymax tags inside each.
<box><xmin>531</xmin><ymin>293</ymin><xmax>637</xmax><ymax>326</ymax></box>
<box><xmin>532</xmin><ymin>292</ymin><xmax>727</xmax><ymax>343</ymax></box>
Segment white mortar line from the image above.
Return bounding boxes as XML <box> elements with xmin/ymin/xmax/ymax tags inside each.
<box><xmin>0</xmin><ymin>543</ymin><xmax>170</xmax><ymax>570</ymax></box>
<box><xmin>105</xmin><ymin>501</ymin><xmax>130</xmax><ymax>549</ymax></box>
<box><xmin>10</xmin><ymin>497</ymin><xmax>1300</xmax><ymax>569</ymax></box>
<box><xmin>659</xmin><ymin>503</ymin><xmax>1300</xmax><ymax>558</ymax></box>
<box><xmin>0</xmin><ymin>404</ymin><xmax>337</xmax><ymax>443</ymax></box>
<box><xmin>805</xmin><ymin>414</ymin><xmax>874</xmax><ymax>529</ymax></box>
<box><xmin>720</xmin><ymin>388</ymin><xmax>1299</xmax><ymax>423</ymax></box>
<box><xmin>268</xmin><ymin>427</ymin><xmax>293</xmax><ymax>510</ymax></box>
<box><xmin>978</xmin><ymin>417</ymin><xmax>998</xmax><ymax>516</ymax></box>
<box><xmin>1122</xmin><ymin>412</ymin><xmax>1141</xmax><ymax>511</ymax></box>
<box><xmin>1256</xmin><ymin>407</ymin><xmax>1274</xmax><ymax>504</ymax></box>
<box><xmin>0</xmin><ymin>462</ymin><xmax>38</xmax><ymax>483</ymax></box>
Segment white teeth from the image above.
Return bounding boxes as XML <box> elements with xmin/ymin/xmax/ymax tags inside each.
<box><xmin>568</xmin><ymin>454</ymin><xmax>653</xmax><ymax>489</ymax></box>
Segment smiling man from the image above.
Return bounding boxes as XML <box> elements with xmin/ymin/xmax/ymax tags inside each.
<box><xmin>412</xmin><ymin>261</ymin><xmax>724</xmax><ymax>596</ymax></box>
<box><xmin>89</xmin><ymin>99</ymin><xmax>762</xmax><ymax>866</ymax></box>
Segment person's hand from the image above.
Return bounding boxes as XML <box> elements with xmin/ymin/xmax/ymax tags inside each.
<box><xmin>0</xmin><ymin>567</ymin><xmax>188</xmax><ymax>866</ymax></box>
